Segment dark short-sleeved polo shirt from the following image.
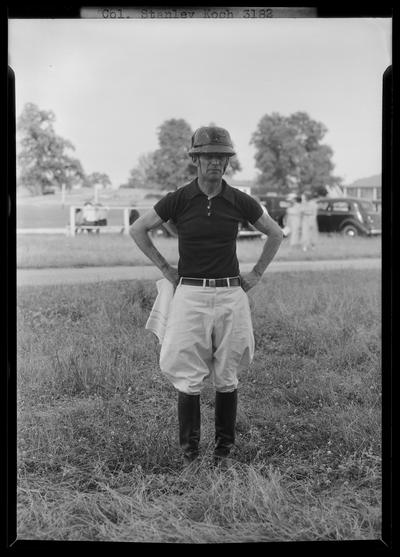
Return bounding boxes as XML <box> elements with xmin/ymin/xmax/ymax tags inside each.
<box><xmin>154</xmin><ymin>178</ymin><xmax>264</xmax><ymax>278</ymax></box>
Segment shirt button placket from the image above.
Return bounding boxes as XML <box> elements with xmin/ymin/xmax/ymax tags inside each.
<box><xmin>207</xmin><ymin>199</ymin><xmax>211</xmax><ymax>217</ymax></box>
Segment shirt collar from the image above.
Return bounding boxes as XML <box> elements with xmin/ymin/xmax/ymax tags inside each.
<box><xmin>185</xmin><ymin>178</ymin><xmax>236</xmax><ymax>204</ymax></box>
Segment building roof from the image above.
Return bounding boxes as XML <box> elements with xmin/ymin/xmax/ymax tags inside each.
<box><xmin>347</xmin><ymin>174</ymin><xmax>381</xmax><ymax>189</ymax></box>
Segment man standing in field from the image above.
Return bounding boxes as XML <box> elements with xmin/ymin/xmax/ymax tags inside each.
<box><xmin>130</xmin><ymin>126</ymin><xmax>283</xmax><ymax>468</ymax></box>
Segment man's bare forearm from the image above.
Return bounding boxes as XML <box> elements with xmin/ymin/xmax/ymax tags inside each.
<box><xmin>252</xmin><ymin>231</ymin><xmax>283</xmax><ymax>277</ymax></box>
<box><xmin>130</xmin><ymin>227</ymin><xmax>171</xmax><ymax>273</ymax></box>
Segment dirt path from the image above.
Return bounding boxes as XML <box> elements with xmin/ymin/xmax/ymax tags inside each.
<box><xmin>17</xmin><ymin>258</ymin><xmax>381</xmax><ymax>287</ymax></box>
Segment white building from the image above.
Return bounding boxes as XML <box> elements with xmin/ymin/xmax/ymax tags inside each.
<box><xmin>342</xmin><ymin>174</ymin><xmax>381</xmax><ymax>201</ymax></box>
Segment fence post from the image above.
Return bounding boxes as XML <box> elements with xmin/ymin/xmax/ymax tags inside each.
<box><xmin>70</xmin><ymin>206</ymin><xmax>76</xmax><ymax>237</ymax></box>
<box><xmin>123</xmin><ymin>208</ymin><xmax>130</xmax><ymax>235</ymax></box>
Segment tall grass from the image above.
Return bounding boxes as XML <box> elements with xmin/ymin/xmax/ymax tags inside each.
<box><xmin>17</xmin><ymin>270</ymin><xmax>381</xmax><ymax>542</ymax></box>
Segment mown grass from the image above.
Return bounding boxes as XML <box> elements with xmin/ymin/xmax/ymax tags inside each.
<box><xmin>16</xmin><ymin>233</ymin><xmax>381</xmax><ymax>269</ymax></box>
<box><xmin>16</xmin><ymin>270</ymin><xmax>382</xmax><ymax>542</ymax></box>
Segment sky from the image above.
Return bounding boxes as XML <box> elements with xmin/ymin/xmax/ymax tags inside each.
<box><xmin>9</xmin><ymin>17</ymin><xmax>391</xmax><ymax>188</ymax></box>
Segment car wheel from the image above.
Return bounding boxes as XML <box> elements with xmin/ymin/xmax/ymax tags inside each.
<box><xmin>341</xmin><ymin>224</ymin><xmax>359</xmax><ymax>237</ymax></box>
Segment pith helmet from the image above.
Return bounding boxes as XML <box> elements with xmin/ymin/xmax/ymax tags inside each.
<box><xmin>188</xmin><ymin>126</ymin><xmax>236</xmax><ymax>156</ymax></box>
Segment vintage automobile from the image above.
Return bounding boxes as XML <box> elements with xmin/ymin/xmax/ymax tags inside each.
<box><xmin>259</xmin><ymin>194</ymin><xmax>381</xmax><ymax>237</ymax></box>
<box><xmin>316</xmin><ymin>197</ymin><xmax>381</xmax><ymax>237</ymax></box>
<box><xmin>258</xmin><ymin>194</ymin><xmax>292</xmax><ymax>228</ymax></box>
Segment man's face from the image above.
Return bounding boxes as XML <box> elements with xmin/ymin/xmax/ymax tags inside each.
<box><xmin>194</xmin><ymin>153</ymin><xmax>229</xmax><ymax>180</ymax></box>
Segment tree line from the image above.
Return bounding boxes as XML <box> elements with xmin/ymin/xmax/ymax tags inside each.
<box><xmin>17</xmin><ymin>103</ymin><xmax>111</xmax><ymax>195</ymax></box>
<box><xmin>17</xmin><ymin>102</ymin><xmax>341</xmax><ymax>196</ymax></box>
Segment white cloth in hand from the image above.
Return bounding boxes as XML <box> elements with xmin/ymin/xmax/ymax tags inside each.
<box><xmin>145</xmin><ymin>278</ymin><xmax>174</xmax><ymax>344</ymax></box>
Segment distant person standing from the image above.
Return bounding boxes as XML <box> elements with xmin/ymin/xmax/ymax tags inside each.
<box><xmin>82</xmin><ymin>201</ymin><xmax>97</xmax><ymax>226</ymax></box>
<box><xmin>301</xmin><ymin>191</ymin><xmax>319</xmax><ymax>251</ymax></box>
<box><xmin>286</xmin><ymin>196</ymin><xmax>302</xmax><ymax>247</ymax></box>
<box><xmin>308</xmin><ymin>193</ymin><xmax>320</xmax><ymax>247</ymax></box>
<box><xmin>74</xmin><ymin>208</ymin><xmax>84</xmax><ymax>234</ymax></box>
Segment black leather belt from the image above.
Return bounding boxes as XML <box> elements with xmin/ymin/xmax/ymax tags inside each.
<box><xmin>180</xmin><ymin>276</ymin><xmax>241</xmax><ymax>287</ymax></box>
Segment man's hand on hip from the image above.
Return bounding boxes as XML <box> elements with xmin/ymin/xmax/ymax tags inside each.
<box><xmin>240</xmin><ymin>270</ymin><xmax>262</xmax><ymax>292</ymax></box>
<box><xmin>162</xmin><ymin>265</ymin><xmax>180</xmax><ymax>288</ymax></box>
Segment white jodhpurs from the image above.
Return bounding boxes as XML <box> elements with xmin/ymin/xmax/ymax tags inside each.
<box><xmin>159</xmin><ymin>284</ymin><xmax>255</xmax><ymax>395</ymax></box>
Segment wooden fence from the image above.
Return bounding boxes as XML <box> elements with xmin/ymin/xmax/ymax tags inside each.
<box><xmin>17</xmin><ymin>206</ymin><xmax>152</xmax><ymax>236</ymax></box>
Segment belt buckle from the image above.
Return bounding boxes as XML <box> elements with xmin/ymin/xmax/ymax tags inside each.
<box><xmin>209</xmin><ymin>279</ymin><xmax>216</xmax><ymax>287</ymax></box>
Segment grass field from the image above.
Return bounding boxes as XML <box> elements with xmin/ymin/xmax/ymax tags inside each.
<box><xmin>16</xmin><ymin>234</ymin><xmax>381</xmax><ymax>269</ymax></box>
<box><xmin>17</xmin><ymin>269</ymin><xmax>382</xmax><ymax>542</ymax></box>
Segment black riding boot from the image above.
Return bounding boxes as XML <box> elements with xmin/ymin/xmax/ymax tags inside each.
<box><xmin>178</xmin><ymin>391</ymin><xmax>200</xmax><ymax>466</ymax></box>
<box><xmin>214</xmin><ymin>389</ymin><xmax>237</xmax><ymax>463</ymax></box>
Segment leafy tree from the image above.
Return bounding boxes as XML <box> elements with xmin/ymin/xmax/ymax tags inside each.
<box><xmin>146</xmin><ymin>118</ymin><xmax>197</xmax><ymax>190</ymax></box>
<box><xmin>250</xmin><ymin>111</ymin><xmax>341</xmax><ymax>195</ymax></box>
<box><xmin>121</xmin><ymin>153</ymin><xmax>158</xmax><ymax>189</ymax></box>
<box><xmin>17</xmin><ymin>103</ymin><xmax>85</xmax><ymax>194</ymax></box>
<box><xmin>84</xmin><ymin>172</ymin><xmax>112</xmax><ymax>189</ymax></box>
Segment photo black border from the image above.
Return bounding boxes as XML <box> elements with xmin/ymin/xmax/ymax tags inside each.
<box><xmin>4</xmin><ymin>4</ymin><xmax>394</xmax><ymax>551</ymax></box>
